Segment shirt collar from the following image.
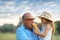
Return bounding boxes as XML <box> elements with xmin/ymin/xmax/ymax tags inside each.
<box><xmin>22</xmin><ymin>24</ymin><xmax>33</xmax><ymax>32</ymax></box>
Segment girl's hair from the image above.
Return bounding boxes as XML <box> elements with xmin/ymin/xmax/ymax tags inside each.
<box><xmin>46</xmin><ymin>19</ymin><xmax>55</xmax><ymax>35</ymax></box>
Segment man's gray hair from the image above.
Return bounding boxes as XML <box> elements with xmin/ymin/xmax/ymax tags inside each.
<box><xmin>22</xmin><ymin>12</ymin><xmax>31</xmax><ymax>20</ymax></box>
<box><xmin>17</xmin><ymin>13</ymin><xmax>31</xmax><ymax>28</ymax></box>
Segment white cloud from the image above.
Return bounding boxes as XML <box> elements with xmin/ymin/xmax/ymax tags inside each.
<box><xmin>0</xmin><ymin>1</ymin><xmax>16</xmax><ymax>12</ymax></box>
<box><xmin>15</xmin><ymin>4</ymin><xmax>33</xmax><ymax>14</ymax></box>
<box><xmin>0</xmin><ymin>6</ymin><xmax>5</xmax><ymax>10</ymax></box>
<box><xmin>42</xmin><ymin>1</ymin><xmax>58</xmax><ymax>7</ymax></box>
<box><xmin>49</xmin><ymin>3</ymin><xmax>57</xmax><ymax>7</ymax></box>
<box><xmin>53</xmin><ymin>13</ymin><xmax>60</xmax><ymax>21</ymax></box>
<box><xmin>0</xmin><ymin>6</ymin><xmax>16</xmax><ymax>12</ymax></box>
<box><xmin>0</xmin><ymin>19</ymin><xmax>19</xmax><ymax>26</ymax></box>
<box><xmin>43</xmin><ymin>2</ymin><xmax>53</xmax><ymax>5</ymax></box>
<box><xmin>0</xmin><ymin>14</ymin><xmax>20</xmax><ymax>26</ymax></box>
<box><xmin>4</xmin><ymin>1</ymin><xmax>15</xmax><ymax>6</ymax></box>
<box><xmin>0</xmin><ymin>12</ymin><xmax>21</xmax><ymax>19</ymax></box>
<box><xmin>0</xmin><ymin>0</ymin><xmax>60</xmax><ymax>25</ymax></box>
<box><xmin>21</xmin><ymin>1</ymin><xmax>29</xmax><ymax>4</ymax></box>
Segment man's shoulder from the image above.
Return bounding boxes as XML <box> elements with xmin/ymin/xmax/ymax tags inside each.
<box><xmin>16</xmin><ymin>25</ymin><xmax>25</xmax><ymax>31</ymax></box>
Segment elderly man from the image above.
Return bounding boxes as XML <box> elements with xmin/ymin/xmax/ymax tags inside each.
<box><xmin>16</xmin><ymin>13</ymin><xmax>39</xmax><ymax>40</ymax></box>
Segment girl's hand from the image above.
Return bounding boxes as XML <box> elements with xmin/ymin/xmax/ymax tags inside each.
<box><xmin>32</xmin><ymin>23</ymin><xmax>40</xmax><ymax>31</ymax></box>
<box><xmin>34</xmin><ymin>30</ymin><xmax>40</xmax><ymax>34</ymax></box>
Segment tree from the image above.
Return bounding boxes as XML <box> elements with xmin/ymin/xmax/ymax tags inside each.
<box><xmin>54</xmin><ymin>21</ymin><xmax>60</xmax><ymax>34</ymax></box>
<box><xmin>0</xmin><ymin>23</ymin><xmax>16</xmax><ymax>33</ymax></box>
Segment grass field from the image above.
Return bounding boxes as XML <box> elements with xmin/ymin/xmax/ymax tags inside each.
<box><xmin>52</xmin><ymin>35</ymin><xmax>60</xmax><ymax>40</ymax></box>
<box><xmin>0</xmin><ymin>32</ymin><xmax>16</xmax><ymax>40</ymax></box>
<box><xmin>0</xmin><ymin>32</ymin><xmax>60</xmax><ymax>40</ymax></box>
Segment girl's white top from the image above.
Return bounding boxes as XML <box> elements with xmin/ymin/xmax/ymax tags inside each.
<box><xmin>39</xmin><ymin>24</ymin><xmax>52</xmax><ymax>40</ymax></box>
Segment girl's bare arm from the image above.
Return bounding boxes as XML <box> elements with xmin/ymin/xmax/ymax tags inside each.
<box><xmin>33</xmin><ymin>23</ymin><xmax>50</xmax><ymax>37</ymax></box>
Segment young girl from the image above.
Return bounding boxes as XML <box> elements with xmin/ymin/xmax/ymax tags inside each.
<box><xmin>32</xmin><ymin>12</ymin><xmax>55</xmax><ymax>40</ymax></box>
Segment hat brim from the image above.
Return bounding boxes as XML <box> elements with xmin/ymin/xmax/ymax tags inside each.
<box><xmin>38</xmin><ymin>16</ymin><xmax>53</xmax><ymax>22</ymax></box>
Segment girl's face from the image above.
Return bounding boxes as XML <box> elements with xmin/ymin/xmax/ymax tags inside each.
<box><xmin>41</xmin><ymin>18</ymin><xmax>47</xmax><ymax>24</ymax></box>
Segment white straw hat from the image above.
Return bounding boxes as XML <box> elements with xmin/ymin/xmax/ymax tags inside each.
<box><xmin>38</xmin><ymin>11</ymin><xmax>53</xmax><ymax>21</ymax></box>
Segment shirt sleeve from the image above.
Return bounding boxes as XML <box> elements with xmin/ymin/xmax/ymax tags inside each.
<box><xmin>16</xmin><ymin>29</ymin><xmax>30</xmax><ymax>40</ymax></box>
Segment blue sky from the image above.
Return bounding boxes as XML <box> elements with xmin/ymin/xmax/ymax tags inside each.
<box><xmin>0</xmin><ymin>0</ymin><xmax>60</xmax><ymax>13</ymax></box>
<box><xmin>16</xmin><ymin>0</ymin><xmax>60</xmax><ymax>14</ymax></box>
<box><xmin>0</xmin><ymin>0</ymin><xmax>60</xmax><ymax>25</ymax></box>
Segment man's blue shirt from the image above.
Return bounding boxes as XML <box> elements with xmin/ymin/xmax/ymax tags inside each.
<box><xmin>16</xmin><ymin>24</ymin><xmax>39</xmax><ymax>40</ymax></box>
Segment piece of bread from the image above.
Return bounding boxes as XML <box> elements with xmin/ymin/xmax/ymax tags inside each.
<box><xmin>32</xmin><ymin>23</ymin><xmax>40</xmax><ymax>31</ymax></box>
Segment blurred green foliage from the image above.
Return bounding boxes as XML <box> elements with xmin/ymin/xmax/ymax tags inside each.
<box><xmin>0</xmin><ymin>21</ymin><xmax>60</xmax><ymax>34</ymax></box>
<box><xmin>0</xmin><ymin>24</ymin><xmax>16</xmax><ymax>33</ymax></box>
<box><xmin>54</xmin><ymin>21</ymin><xmax>60</xmax><ymax>34</ymax></box>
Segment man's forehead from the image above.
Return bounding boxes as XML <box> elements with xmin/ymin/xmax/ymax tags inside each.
<box><xmin>24</xmin><ymin>13</ymin><xmax>34</xmax><ymax>19</ymax></box>
<box><xmin>25</xmin><ymin>13</ymin><xmax>32</xmax><ymax>17</ymax></box>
